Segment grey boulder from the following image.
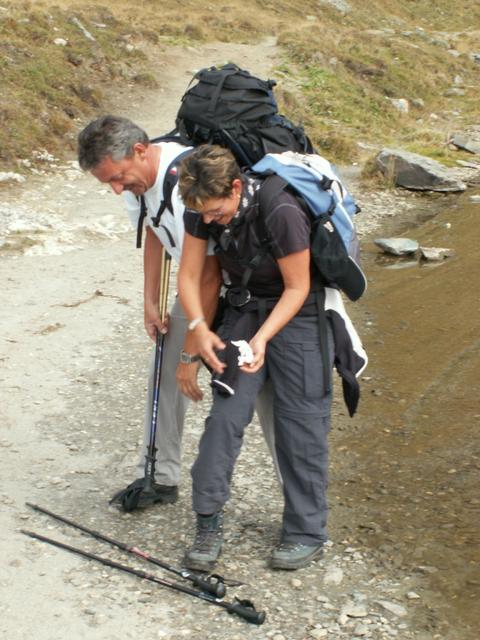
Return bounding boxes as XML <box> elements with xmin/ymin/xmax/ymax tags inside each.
<box><xmin>451</xmin><ymin>134</ymin><xmax>480</xmax><ymax>155</ymax></box>
<box><xmin>376</xmin><ymin>149</ymin><xmax>466</xmax><ymax>192</ymax></box>
<box><xmin>374</xmin><ymin>237</ymin><xmax>419</xmax><ymax>255</ymax></box>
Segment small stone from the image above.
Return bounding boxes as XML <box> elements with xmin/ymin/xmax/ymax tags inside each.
<box><xmin>290</xmin><ymin>578</ymin><xmax>302</xmax><ymax>588</ymax></box>
<box><xmin>469</xmin><ymin>195</ymin><xmax>480</xmax><ymax>203</ymax></box>
<box><xmin>375</xmin><ymin>599</ymin><xmax>407</xmax><ymax>617</ymax></box>
<box><xmin>389</xmin><ymin>98</ymin><xmax>409</xmax><ymax>113</ymax></box>
<box><xmin>406</xmin><ymin>591</ymin><xmax>421</xmax><ymax>600</ymax></box>
<box><xmin>323</xmin><ymin>566</ymin><xmax>344</xmax><ymax>585</ymax></box>
<box><xmin>53</xmin><ymin>38</ymin><xmax>68</xmax><ymax>46</ymax></box>
<box><xmin>310</xmin><ymin>628</ymin><xmax>328</xmax><ymax>639</ymax></box>
<box><xmin>316</xmin><ymin>595</ymin><xmax>330</xmax><ymax>603</ymax></box>
<box><xmin>342</xmin><ymin>603</ymin><xmax>368</xmax><ymax>618</ymax></box>
<box><xmin>419</xmin><ymin>246</ymin><xmax>454</xmax><ymax>261</ymax></box>
<box><xmin>353</xmin><ymin>623</ymin><xmax>369</xmax><ymax>636</ymax></box>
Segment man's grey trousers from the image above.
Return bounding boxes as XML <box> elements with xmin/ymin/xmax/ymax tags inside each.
<box><xmin>136</xmin><ymin>297</ymin><xmax>279</xmax><ymax>485</ymax></box>
<box><xmin>191</xmin><ymin>311</ymin><xmax>334</xmax><ymax>545</ymax></box>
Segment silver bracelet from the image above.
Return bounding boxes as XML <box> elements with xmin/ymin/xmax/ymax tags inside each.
<box><xmin>187</xmin><ymin>316</ymin><xmax>206</xmax><ymax>331</ymax></box>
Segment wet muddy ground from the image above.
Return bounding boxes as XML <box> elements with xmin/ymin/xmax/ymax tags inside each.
<box><xmin>340</xmin><ymin>189</ymin><xmax>480</xmax><ymax>639</ymax></box>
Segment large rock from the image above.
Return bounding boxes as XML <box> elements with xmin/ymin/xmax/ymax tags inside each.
<box><xmin>376</xmin><ymin>148</ymin><xmax>466</xmax><ymax>192</ymax></box>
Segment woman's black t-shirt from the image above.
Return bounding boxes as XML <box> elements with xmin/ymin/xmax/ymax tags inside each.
<box><xmin>183</xmin><ymin>177</ymin><xmax>311</xmax><ymax>298</ymax></box>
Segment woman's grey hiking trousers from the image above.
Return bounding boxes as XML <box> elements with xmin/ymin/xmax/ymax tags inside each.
<box><xmin>191</xmin><ymin>311</ymin><xmax>334</xmax><ymax>545</ymax></box>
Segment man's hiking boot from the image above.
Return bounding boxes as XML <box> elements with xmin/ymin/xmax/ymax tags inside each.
<box><xmin>110</xmin><ymin>479</ymin><xmax>178</xmax><ymax>512</ymax></box>
<box><xmin>183</xmin><ymin>511</ymin><xmax>224</xmax><ymax>572</ymax></box>
<box><xmin>270</xmin><ymin>542</ymin><xmax>324</xmax><ymax>570</ymax></box>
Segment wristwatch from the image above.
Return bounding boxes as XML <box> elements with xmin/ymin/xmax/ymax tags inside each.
<box><xmin>180</xmin><ymin>351</ymin><xmax>201</xmax><ymax>364</ymax></box>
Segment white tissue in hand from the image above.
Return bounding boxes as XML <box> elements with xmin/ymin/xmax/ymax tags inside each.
<box><xmin>231</xmin><ymin>340</ymin><xmax>254</xmax><ymax>366</ymax></box>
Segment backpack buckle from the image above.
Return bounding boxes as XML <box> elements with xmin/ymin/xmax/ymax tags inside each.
<box><xmin>226</xmin><ymin>287</ymin><xmax>252</xmax><ymax>308</ymax></box>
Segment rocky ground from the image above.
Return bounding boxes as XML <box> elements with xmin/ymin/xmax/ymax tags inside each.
<box><xmin>1</xmin><ymin>39</ymin><xmax>478</xmax><ymax>640</ymax></box>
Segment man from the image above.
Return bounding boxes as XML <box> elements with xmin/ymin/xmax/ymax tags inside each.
<box><xmin>77</xmin><ymin>115</ymin><xmax>277</xmax><ymax>508</ymax></box>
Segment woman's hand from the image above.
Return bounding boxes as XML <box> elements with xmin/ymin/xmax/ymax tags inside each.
<box><xmin>240</xmin><ymin>334</ymin><xmax>267</xmax><ymax>374</ymax></box>
<box><xmin>194</xmin><ymin>326</ymin><xmax>226</xmax><ymax>374</ymax></box>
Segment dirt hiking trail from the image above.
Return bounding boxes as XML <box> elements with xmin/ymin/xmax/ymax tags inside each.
<box><xmin>1</xmin><ymin>39</ymin><xmax>477</xmax><ymax>640</ymax></box>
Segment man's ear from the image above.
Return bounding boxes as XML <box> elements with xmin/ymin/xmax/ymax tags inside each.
<box><xmin>133</xmin><ymin>142</ymin><xmax>148</xmax><ymax>159</ymax></box>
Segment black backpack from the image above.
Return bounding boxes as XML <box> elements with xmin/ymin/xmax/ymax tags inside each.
<box><xmin>136</xmin><ymin>64</ymin><xmax>314</xmax><ymax>247</ymax></box>
<box><xmin>175</xmin><ymin>63</ymin><xmax>314</xmax><ymax>167</ymax></box>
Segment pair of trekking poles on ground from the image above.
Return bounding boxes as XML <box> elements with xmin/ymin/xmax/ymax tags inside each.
<box><xmin>22</xmin><ymin>252</ymin><xmax>265</xmax><ymax>624</ymax></box>
<box><xmin>22</xmin><ymin>503</ymin><xmax>265</xmax><ymax>624</ymax></box>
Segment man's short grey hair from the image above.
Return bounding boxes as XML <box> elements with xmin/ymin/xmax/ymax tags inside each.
<box><xmin>77</xmin><ymin>115</ymin><xmax>149</xmax><ymax>170</ymax></box>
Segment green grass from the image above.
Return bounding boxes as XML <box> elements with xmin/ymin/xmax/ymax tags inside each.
<box><xmin>0</xmin><ymin>0</ymin><xmax>479</xmax><ymax>171</ymax></box>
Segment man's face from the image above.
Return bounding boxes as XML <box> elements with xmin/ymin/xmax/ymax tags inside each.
<box><xmin>91</xmin><ymin>144</ymin><xmax>151</xmax><ymax>196</ymax></box>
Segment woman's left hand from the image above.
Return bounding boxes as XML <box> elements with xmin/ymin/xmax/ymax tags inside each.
<box><xmin>240</xmin><ymin>335</ymin><xmax>266</xmax><ymax>373</ymax></box>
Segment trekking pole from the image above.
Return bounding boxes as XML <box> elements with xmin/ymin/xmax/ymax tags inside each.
<box><xmin>21</xmin><ymin>530</ymin><xmax>265</xmax><ymax>625</ymax></box>
<box><xmin>110</xmin><ymin>250</ymin><xmax>172</xmax><ymax>512</ymax></box>
<box><xmin>26</xmin><ymin>502</ymin><xmax>230</xmax><ymax>597</ymax></box>
<box><xmin>144</xmin><ymin>250</ymin><xmax>172</xmax><ymax>491</ymax></box>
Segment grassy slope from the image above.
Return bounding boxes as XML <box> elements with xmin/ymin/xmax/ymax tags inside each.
<box><xmin>1</xmin><ymin>0</ymin><xmax>479</xmax><ymax>169</ymax></box>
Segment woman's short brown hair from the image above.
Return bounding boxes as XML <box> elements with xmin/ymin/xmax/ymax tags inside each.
<box><xmin>178</xmin><ymin>145</ymin><xmax>241</xmax><ymax>210</ymax></box>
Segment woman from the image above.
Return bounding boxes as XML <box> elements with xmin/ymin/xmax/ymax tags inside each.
<box><xmin>177</xmin><ymin>145</ymin><xmax>334</xmax><ymax>571</ymax></box>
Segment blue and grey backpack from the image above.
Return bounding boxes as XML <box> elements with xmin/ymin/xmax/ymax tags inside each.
<box><xmin>252</xmin><ymin>151</ymin><xmax>367</xmax><ymax>302</ymax></box>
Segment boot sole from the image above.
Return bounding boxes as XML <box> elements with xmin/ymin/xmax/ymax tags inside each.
<box><xmin>138</xmin><ymin>493</ymin><xmax>178</xmax><ymax>506</ymax></box>
<box><xmin>270</xmin><ymin>546</ymin><xmax>324</xmax><ymax>570</ymax></box>
<box><xmin>182</xmin><ymin>551</ymin><xmax>221</xmax><ymax>573</ymax></box>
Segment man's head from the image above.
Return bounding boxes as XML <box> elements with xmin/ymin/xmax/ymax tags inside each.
<box><xmin>77</xmin><ymin>115</ymin><xmax>157</xmax><ymax>196</ymax></box>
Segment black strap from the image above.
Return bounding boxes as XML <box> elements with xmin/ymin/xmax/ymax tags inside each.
<box><xmin>136</xmin><ymin>196</ymin><xmax>147</xmax><ymax>249</ymax></box>
<box><xmin>235</xmin><ymin>175</ymin><xmax>288</xmax><ymax>291</ymax></box>
<box><xmin>315</xmin><ymin>289</ymin><xmax>331</xmax><ymax>395</ymax></box>
<box><xmin>151</xmin><ymin>148</ymin><xmax>193</xmax><ymax>229</ymax></box>
<box><xmin>219</xmin><ymin>128</ymin><xmax>253</xmax><ymax>168</ymax></box>
<box><xmin>206</xmin><ymin>66</ymin><xmax>240</xmax><ymax>117</ymax></box>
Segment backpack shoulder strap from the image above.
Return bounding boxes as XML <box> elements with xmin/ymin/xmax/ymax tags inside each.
<box><xmin>136</xmin><ymin>196</ymin><xmax>147</xmax><ymax>249</ymax></box>
<box><xmin>235</xmin><ymin>175</ymin><xmax>288</xmax><ymax>290</ymax></box>
<box><xmin>151</xmin><ymin>147</ymin><xmax>193</xmax><ymax>227</ymax></box>
<box><xmin>256</xmin><ymin>173</ymin><xmax>291</xmax><ymax>220</ymax></box>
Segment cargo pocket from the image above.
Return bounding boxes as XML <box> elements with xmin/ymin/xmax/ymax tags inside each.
<box><xmin>269</xmin><ymin>337</ymin><xmax>331</xmax><ymax>416</ymax></box>
<box><xmin>302</xmin><ymin>341</ymin><xmax>326</xmax><ymax>399</ymax></box>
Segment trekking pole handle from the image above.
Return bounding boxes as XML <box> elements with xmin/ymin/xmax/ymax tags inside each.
<box><xmin>226</xmin><ymin>598</ymin><xmax>266</xmax><ymax>625</ymax></box>
<box><xmin>191</xmin><ymin>573</ymin><xmax>226</xmax><ymax>599</ymax></box>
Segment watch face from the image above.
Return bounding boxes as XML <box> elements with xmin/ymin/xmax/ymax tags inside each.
<box><xmin>181</xmin><ymin>352</ymin><xmax>197</xmax><ymax>364</ymax></box>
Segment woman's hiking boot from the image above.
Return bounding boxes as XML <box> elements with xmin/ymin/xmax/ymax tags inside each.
<box><xmin>270</xmin><ymin>541</ymin><xmax>324</xmax><ymax>570</ymax></box>
<box><xmin>183</xmin><ymin>511</ymin><xmax>224</xmax><ymax>572</ymax></box>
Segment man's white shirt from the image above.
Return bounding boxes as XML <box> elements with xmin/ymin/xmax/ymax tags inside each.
<box><xmin>123</xmin><ymin>141</ymin><xmax>190</xmax><ymax>264</ymax></box>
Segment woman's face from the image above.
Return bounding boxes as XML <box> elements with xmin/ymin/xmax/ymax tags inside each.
<box><xmin>196</xmin><ymin>178</ymin><xmax>242</xmax><ymax>225</ymax></box>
